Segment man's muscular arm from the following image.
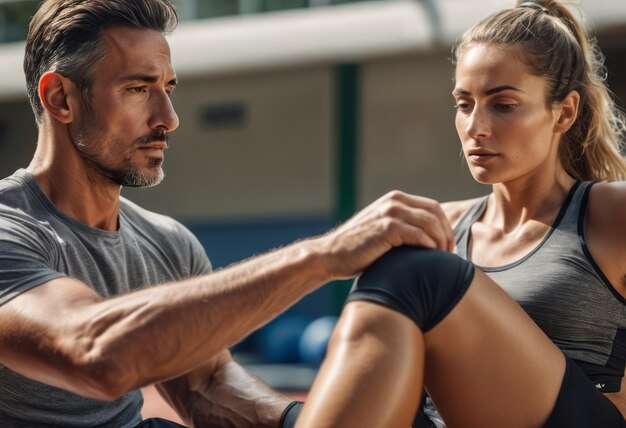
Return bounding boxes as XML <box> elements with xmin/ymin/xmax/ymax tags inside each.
<box><xmin>0</xmin><ymin>191</ymin><xmax>453</xmax><ymax>402</ymax></box>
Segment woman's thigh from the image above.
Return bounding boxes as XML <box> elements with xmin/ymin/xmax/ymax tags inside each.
<box><xmin>423</xmin><ymin>269</ymin><xmax>566</xmax><ymax>428</ymax></box>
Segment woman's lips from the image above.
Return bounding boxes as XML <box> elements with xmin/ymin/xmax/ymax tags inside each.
<box><xmin>467</xmin><ymin>150</ymin><xmax>498</xmax><ymax>163</ymax></box>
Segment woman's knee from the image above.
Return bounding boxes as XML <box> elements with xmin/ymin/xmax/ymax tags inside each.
<box><xmin>347</xmin><ymin>246</ymin><xmax>475</xmax><ymax>332</ymax></box>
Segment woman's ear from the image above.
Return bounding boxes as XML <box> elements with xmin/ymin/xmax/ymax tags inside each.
<box><xmin>38</xmin><ymin>72</ymin><xmax>81</xmax><ymax>124</ymax></box>
<box><xmin>554</xmin><ymin>90</ymin><xmax>580</xmax><ymax>133</ymax></box>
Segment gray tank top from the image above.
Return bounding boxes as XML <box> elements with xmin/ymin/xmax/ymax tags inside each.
<box><xmin>454</xmin><ymin>182</ymin><xmax>626</xmax><ymax>392</ymax></box>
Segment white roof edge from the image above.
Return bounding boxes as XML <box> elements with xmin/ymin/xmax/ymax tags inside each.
<box><xmin>169</xmin><ymin>0</ymin><xmax>433</xmax><ymax>78</ymax></box>
<box><xmin>578</xmin><ymin>1</ymin><xmax>626</xmax><ymax>33</ymax></box>
<box><xmin>0</xmin><ymin>0</ymin><xmax>432</xmax><ymax>100</ymax></box>
<box><xmin>1</xmin><ymin>0</ymin><xmax>625</xmax><ymax>101</ymax></box>
<box><xmin>435</xmin><ymin>0</ymin><xmax>626</xmax><ymax>45</ymax></box>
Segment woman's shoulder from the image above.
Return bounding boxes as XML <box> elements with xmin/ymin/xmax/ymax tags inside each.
<box><xmin>442</xmin><ymin>197</ymin><xmax>486</xmax><ymax>229</ymax></box>
<box><xmin>588</xmin><ymin>181</ymin><xmax>626</xmax><ymax>215</ymax></box>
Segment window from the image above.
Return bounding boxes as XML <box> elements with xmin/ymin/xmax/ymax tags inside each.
<box><xmin>0</xmin><ymin>0</ymin><xmax>39</xmax><ymax>43</ymax></box>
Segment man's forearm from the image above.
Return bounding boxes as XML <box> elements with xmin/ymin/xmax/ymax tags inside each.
<box><xmin>72</xmin><ymin>238</ymin><xmax>330</xmax><ymax>397</ymax></box>
<box><xmin>157</xmin><ymin>351</ymin><xmax>292</xmax><ymax>427</ymax></box>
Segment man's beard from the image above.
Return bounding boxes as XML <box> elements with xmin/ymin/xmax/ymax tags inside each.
<box><xmin>74</xmin><ymin>114</ymin><xmax>169</xmax><ymax>188</ymax></box>
<box><xmin>117</xmin><ymin>155</ymin><xmax>165</xmax><ymax>188</ymax></box>
<box><xmin>119</xmin><ymin>153</ymin><xmax>165</xmax><ymax>188</ymax></box>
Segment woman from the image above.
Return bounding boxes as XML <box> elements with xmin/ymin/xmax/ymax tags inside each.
<box><xmin>295</xmin><ymin>1</ymin><xmax>626</xmax><ymax>427</ymax></box>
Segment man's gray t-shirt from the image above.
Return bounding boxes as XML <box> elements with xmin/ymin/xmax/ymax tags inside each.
<box><xmin>0</xmin><ymin>169</ymin><xmax>212</xmax><ymax>427</ymax></box>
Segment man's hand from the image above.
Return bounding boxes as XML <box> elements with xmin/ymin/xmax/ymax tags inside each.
<box><xmin>316</xmin><ymin>191</ymin><xmax>454</xmax><ymax>279</ymax></box>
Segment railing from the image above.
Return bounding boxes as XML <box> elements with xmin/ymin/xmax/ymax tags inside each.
<box><xmin>0</xmin><ymin>0</ymin><xmax>378</xmax><ymax>43</ymax></box>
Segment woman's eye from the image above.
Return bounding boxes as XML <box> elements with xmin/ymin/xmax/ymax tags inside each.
<box><xmin>494</xmin><ymin>103</ymin><xmax>517</xmax><ymax>112</ymax></box>
<box><xmin>454</xmin><ymin>102</ymin><xmax>471</xmax><ymax>112</ymax></box>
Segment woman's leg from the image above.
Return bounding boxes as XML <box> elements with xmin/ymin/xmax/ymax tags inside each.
<box><xmin>296</xmin><ymin>301</ymin><xmax>425</xmax><ymax>428</ymax></box>
<box><xmin>295</xmin><ymin>248</ymin><xmax>566</xmax><ymax>428</ymax></box>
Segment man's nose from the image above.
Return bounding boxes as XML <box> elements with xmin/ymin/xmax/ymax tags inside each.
<box><xmin>149</xmin><ymin>91</ymin><xmax>179</xmax><ymax>132</ymax></box>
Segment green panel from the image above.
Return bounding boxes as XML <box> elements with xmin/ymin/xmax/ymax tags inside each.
<box><xmin>332</xmin><ymin>63</ymin><xmax>360</xmax><ymax>313</ymax></box>
<box><xmin>335</xmin><ymin>63</ymin><xmax>359</xmax><ymax>223</ymax></box>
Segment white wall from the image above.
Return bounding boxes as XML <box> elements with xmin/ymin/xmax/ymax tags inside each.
<box><xmin>360</xmin><ymin>52</ymin><xmax>488</xmax><ymax>206</ymax></box>
<box><xmin>0</xmin><ymin>52</ymin><xmax>525</xmax><ymax>222</ymax></box>
<box><xmin>122</xmin><ymin>51</ymin><xmax>489</xmax><ymax>220</ymax></box>
<box><xmin>123</xmin><ymin>66</ymin><xmax>335</xmax><ymax>221</ymax></box>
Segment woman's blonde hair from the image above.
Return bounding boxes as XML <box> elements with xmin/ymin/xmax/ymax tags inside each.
<box><xmin>452</xmin><ymin>0</ymin><xmax>626</xmax><ymax>181</ymax></box>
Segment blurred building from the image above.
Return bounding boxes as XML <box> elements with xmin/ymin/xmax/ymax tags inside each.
<box><xmin>0</xmin><ymin>0</ymin><xmax>625</xmax><ymax>367</ymax></box>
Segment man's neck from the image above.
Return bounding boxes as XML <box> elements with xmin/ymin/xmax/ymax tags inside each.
<box><xmin>27</xmin><ymin>134</ymin><xmax>122</xmax><ymax>232</ymax></box>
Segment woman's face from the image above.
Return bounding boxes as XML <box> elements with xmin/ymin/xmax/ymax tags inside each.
<box><xmin>453</xmin><ymin>43</ymin><xmax>561</xmax><ymax>185</ymax></box>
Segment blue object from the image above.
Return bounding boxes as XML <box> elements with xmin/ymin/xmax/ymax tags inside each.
<box><xmin>298</xmin><ymin>316</ymin><xmax>339</xmax><ymax>366</ymax></box>
<box><xmin>257</xmin><ymin>314</ymin><xmax>311</xmax><ymax>364</ymax></box>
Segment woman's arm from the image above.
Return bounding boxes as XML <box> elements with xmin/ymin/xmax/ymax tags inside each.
<box><xmin>585</xmin><ymin>181</ymin><xmax>626</xmax><ymax>299</ymax></box>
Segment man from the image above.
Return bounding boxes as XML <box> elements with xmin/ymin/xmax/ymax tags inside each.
<box><xmin>0</xmin><ymin>0</ymin><xmax>454</xmax><ymax>426</ymax></box>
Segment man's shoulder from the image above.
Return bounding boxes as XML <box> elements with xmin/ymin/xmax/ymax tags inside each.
<box><xmin>120</xmin><ymin>197</ymin><xmax>181</xmax><ymax>229</ymax></box>
<box><xmin>119</xmin><ymin>197</ymin><xmax>195</xmax><ymax>242</ymax></box>
<box><xmin>0</xmin><ymin>201</ymin><xmax>34</xmax><ymax>224</ymax></box>
<box><xmin>0</xmin><ymin>170</ymin><xmax>57</xmax><ymax>232</ymax></box>
<box><xmin>0</xmin><ymin>171</ymin><xmax>40</xmax><ymax>227</ymax></box>
<box><xmin>0</xmin><ymin>169</ymin><xmax>32</xmax><ymax>203</ymax></box>
<box><xmin>119</xmin><ymin>197</ymin><xmax>211</xmax><ymax>275</ymax></box>
<box><xmin>0</xmin><ymin>201</ymin><xmax>60</xmax><ymax>251</ymax></box>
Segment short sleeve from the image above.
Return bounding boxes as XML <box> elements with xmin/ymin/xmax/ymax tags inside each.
<box><xmin>174</xmin><ymin>221</ymin><xmax>212</xmax><ymax>277</ymax></box>
<box><xmin>0</xmin><ymin>206</ymin><xmax>65</xmax><ymax>306</ymax></box>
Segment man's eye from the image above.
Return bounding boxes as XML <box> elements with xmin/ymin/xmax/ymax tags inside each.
<box><xmin>129</xmin><ymin>87</ymin><xmax>147</xmax><ymax>93</ymax></box>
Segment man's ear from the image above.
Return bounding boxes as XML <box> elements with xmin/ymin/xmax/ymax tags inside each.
<box><xmin>38</xmin><ymin>72</ymin><xmax>81</xmax><ymax>124</ymax></box>
<box><xmin>554</xmin><ymin>90</ymin><xmax>580</xmax><ymax>134</ymax></box>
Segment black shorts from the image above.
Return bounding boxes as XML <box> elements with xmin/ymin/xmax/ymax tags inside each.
<box><xmin>134</xmin><ymin>418</ymin><xmax>186</xmax><ymax>428</ymax></box>
<box><xmin>544</xmin><ymin>357</ymin><xmax>625</xmax><ymax>427</ymax></box>
<box><xmin>413</xmin><ymin>357</ymin><xmax>625</xmax><ymax>428</ymax></box>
